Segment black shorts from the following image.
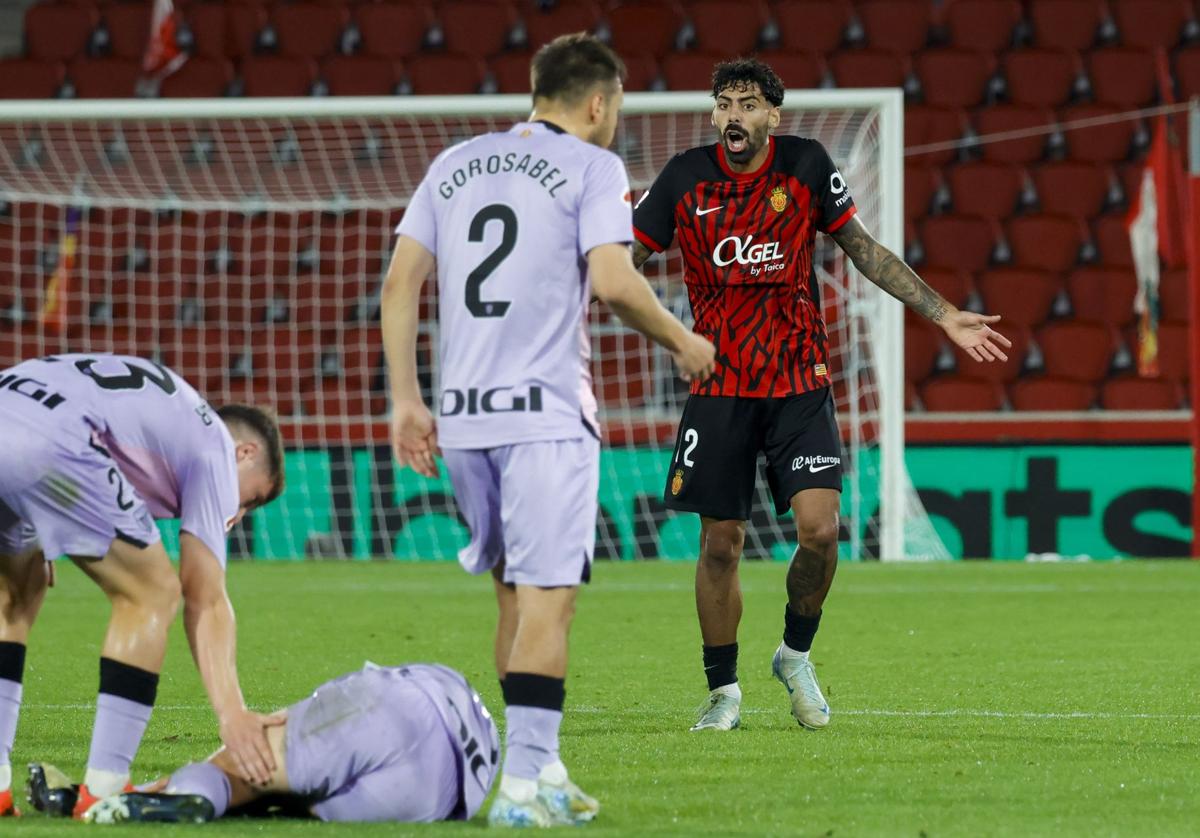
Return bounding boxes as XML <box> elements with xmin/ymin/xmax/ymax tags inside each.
<box><xmin>663</xmin><ymin>387</ymin><xmax>843</xmax><ymax>521</ymax></box>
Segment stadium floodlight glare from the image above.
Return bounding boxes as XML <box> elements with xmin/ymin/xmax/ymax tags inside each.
<box><xmin>0</xmin><ymin>91</ymin><xmax>947</xmax><ymax>561</ymax></box>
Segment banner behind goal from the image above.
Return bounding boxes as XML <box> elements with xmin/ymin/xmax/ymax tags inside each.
<box><xmin>0</xmin><ymin>93</ymin><xmax>949</xmax><ymax>561</ymax></box>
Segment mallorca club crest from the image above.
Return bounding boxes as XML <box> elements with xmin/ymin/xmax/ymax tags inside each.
<box><xmin>769</xmin><ymin>185</ymin><xmax>788</xmax><ymax>213</ymax></box>
<box><xmin>671</xmin><ymin>469</ymin><xmax>684</xmax><ymax>496</ymax></box>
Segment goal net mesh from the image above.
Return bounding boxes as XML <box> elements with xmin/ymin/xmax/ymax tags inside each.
<box><xmin>0</xmin><ymin>96</ymin><xmax>949</xmax><ymax>561</ymax></box>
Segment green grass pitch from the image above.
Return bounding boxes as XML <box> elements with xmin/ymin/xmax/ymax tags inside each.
<box><xmin>6</xmin><ymin>559</ymin><xmax>1199</xmax><ymax>836</ymax></box>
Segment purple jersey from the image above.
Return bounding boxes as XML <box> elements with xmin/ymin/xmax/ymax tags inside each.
<box><xmin>0</xmin><ymin>354</ymin><xmax>239</xmax><ymax>565</ymax></box>
<box><xmin>396</xmin><ymin>120</ymin><xmax>634</xmax><ymax>448</ymax></box>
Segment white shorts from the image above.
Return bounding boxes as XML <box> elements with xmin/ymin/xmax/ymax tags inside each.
<box><xmin>442</xmin><ymin>436</ymin><xmax>600</xmax><ymax>588</ymax></box>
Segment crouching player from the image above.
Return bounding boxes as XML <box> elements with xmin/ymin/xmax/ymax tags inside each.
<box><xmin>34</xmin><ymin>663</ymin><xmax>503</xmax><ymax>824</ymax></box>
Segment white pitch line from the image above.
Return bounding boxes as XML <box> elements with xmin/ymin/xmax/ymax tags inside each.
<box><xmin>25</xmin><ymin>705</ymin><xmax>1197</xmax><ymax>721</ymax></box>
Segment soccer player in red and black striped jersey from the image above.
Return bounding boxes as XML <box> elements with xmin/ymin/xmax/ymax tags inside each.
<box><xmin>632</xmin><ymin>59</ymin><xmax>1010</xmax><ymax>732</ymax></box>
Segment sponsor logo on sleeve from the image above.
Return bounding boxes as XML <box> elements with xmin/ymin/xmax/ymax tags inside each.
<box><xmin>792</xmin><ymin>455</ymin><xmax>841</xmax><ymax>474</ymax></box>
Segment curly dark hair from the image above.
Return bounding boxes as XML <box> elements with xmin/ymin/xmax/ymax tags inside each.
<box><xmin>711</xmin><ymin>58</ymin><xmax>785</xmax><ymax>107</ymax></box>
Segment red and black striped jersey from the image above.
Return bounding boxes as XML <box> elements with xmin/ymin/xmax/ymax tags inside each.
<box><xmin>633</xmin><ymin>135</ymin><xmax>856</xmax><ymax>398</ymax></box>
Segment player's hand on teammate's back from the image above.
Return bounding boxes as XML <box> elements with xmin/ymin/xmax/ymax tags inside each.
<box><xmin>391</xmin><ymin>399</ymin><xmax>440</xmax><ymax>478</ymax></box>
<box><xmin>218</xmin><ymin>707</ymin><xmax>285</xmax><ymax>786</ymax></box>
<box><xmin>941</xmin><ymin>311</ymin><xmax>1012</xmax><ymax>364</ymax></box>
<box><xmin>673</xmin><ymin>331</ymin><xmax>717</xmax><ymax>383</ymax></box>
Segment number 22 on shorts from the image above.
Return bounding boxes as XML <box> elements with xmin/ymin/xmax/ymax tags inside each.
<box><xmin>676</xmin><ymin>428</ymin><xmax>698</xmax><ymax>467</ymax></box>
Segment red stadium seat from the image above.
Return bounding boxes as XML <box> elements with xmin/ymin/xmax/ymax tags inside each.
<box><xmin>1067</xmin><ymin>266</ymin><xmax>1138</xmax><ymax>327</ymax></box>
<box><xmin>594</xmin><ymin>334</ymin><xmax>652</xmax><ymax>407</ymax></box>
<box><xmin>1028</xmin><ymin>0</ymin><xmax>1105</xmax><ymax>51</ymax></box>
<box><xmin>1100</xmin><ymin>375</ymin><xmax>1182</xmax><ymax>409</ymax></box>
<box><xmin>159</xmin><ymin>58</ymin><xmax>234</xmax><ymax>97</ymax></box>
<box><xmin>920</xmin><ymin>214</ymin><xmax>999</xmax><ymax>273</ymax></box>
<box><xmin>239</xmin><ymin>56</ymin><xmax>317</xmax><ymax>97</ymax></box>
<box><xmin>915</xmin><ymin>48</ymin><xmax>994</xmax><ymax>109</ymax></box>
<box><xmin>606</xmin><ymin>1</ymin><xmax>684</xmax><ymax>58</ymax></box>
<box><xmin>245</xmin><ymin>326</ymin><xmax>320</xmax><ymax>392</ymax></box>
<box><xmin>1092</xmin><ymin>212</ymin><xmax>1134</xmax><ymax>267</ymax></box>
<box><xmin>304</xmin><ymin>384</ymin><xmax>387</xmax><ymax>418</ymax></box>
<box><xmin>686</xmin><ymin>0</ymin><xmax>767</xmax><ymax>54</ymax></box>
<box><xmin>1032</xmin><ymin>161</ymin><xmax>1110</xmax><ymax>220</ymax></box>
<box><xmin>772</xmin><ymin>0</ymin><xmax>850</xmax><ymax>54</ymax></box>
<box><xmin>1175</xmin><ymin>48</ymin><xmax>1200</xmax><ymax>99</ymax></box>
<box><xmin>226</xmin><ymin>4</ymin><xmax>269</xmax><ymax>60</ymax></box>
<box><xmin>406</xmin><ymin>52</ymin><xmax>487</xmax><ymax>94</ymax></box>
<box><xmin>322</xmin><ymin>325</ymin><xmax>383</xmax><ymax>391</ymax></box>
<box><xmin>1159</xmin><ymin>268</ymin><xmax>1188</xmax><ymax>320</ymax></box>
<box><xmin>1006</xmin><ymin>213</ymin><xmax>1086</xmax><ymax>272</ymax></box>
<box><xmin>904</xmin><ymin>321</ymin><xmax>942</xmax><ymax>383</ymax></box>
<box><xmin>751</xmin><ymin>51</ymin><xmax>826</xmax><ymax>90</ymax></box>
<box><xmin>102</xmin><ymin>3</ymin><xmax>154</xmax><ymax>60</ymax></box>
<box><xmin>1111</xmin><ymin>0</ymin><xmax>1192</xmax><ymax>49</ymax></box>
<box><xmin>270</xmin><ymin>2</ymin><xmax>349</xmax><ymax>60</ymax></box>
<box><xmin>1060</xmin><ymin>104</ymin><xmax>1137</xmax><ymax>163</ymax></box>
<box><xmin>976</xmin><ymin>268</ymin><xmax>1062</xmax><ymax>329</ymax></box>
<box><xmin>221</xmin><ymin>376</ymin><xmax>302</xmax><ymax>418</ymax></box>
<box><xmin>905</xmin><ymin>105</ymin><xmax>968</xmax><ymax>166</ymax></box>
<box><xmin>490</xmin><ymin>50</ymin><xmax>532</xmax><ymax>93</ymax></box>
<box><xmin>439</xmin><ymin>0</ymin><xmax>518</xmax><ymax>58</ymax></box>
<box><xmin>354</xmin><ymin>2</ymin><xmax>432</xmax><ymax>58</ymax></box>
<box><xmin>69</xmin><ymin>57</ymin><xmax>141</xmax><ymax>98</ymax></box>
<box><xmin>661</xmin><ymin>51</ymin><xmax>727</xmax><ymax>91</ymax></box>
<box><xmin>1156</xmin><ymin>320</ymin><xmax>1190</xmax><ymax>382</ymax></box>
<box><xmin>1087</xmin><ymin>47</ymin><xmax>1158</xmax><ymax>108</ymax></box>
<box><xmin>163</xmin><ymin>325</ymin><xmax>240</xmax><ymax>396</ymax></box>
<box><xmin>183</xmin><ymin>3</ymin><xmax>226</xmax><ymax>60</ymax></box>
<box><xmin>975</xmin><ymin>105</ymin><xmax>1055</xmax><ymax>164</ymax></box>
<box><xmin>920</xmin><ymin>375</ymin><xmax>1006</xmax><ymax>411</ymax></box>
<box><xmin>904</xmin><ymin>162</ymin><xmax>940</xmax><ymax>220</ymax></box>
<box><xmin>523</xmin><ymin>0</ymin><xmax>601</xmax><ymax>52</ymax></box>
<box><xmin>1009</xmin><ymin>376</ymin><xmax>1097</xmax><ymax>410</ymax></box>
<box><xmin>621</xmin><ymin>55</ymin><xmax>660</xmax><ymax>91</ymax></box>
<box><xmin>24</xmin><ymin>3</ymin><xmax>99</xmax><ymax>61</ymax></box>
<box><xmin>830</xmin><ymin>49</ymin><xmax>907</xmax><ymax>89</ymax></box>
<box><xmin>946</xmin><ymin>161</ymin><xmax>1023</xmax><ymax>221</ymax></box>
<box><xmin>944</xmin><ymin>0</ymin><xmax>1022</xmax><ymax>52</ymax></box>
<box><xmin>919</xmin><ymin>266</ymin><xmax>973</xmax><ymax>308</ymax></box>
<box><xmin>1038</xmin><ymin>319</ymin><xmax>1115</xmax><ymax>380</ymax></box>
<box><xmin>1003</xmin><ymin>48</ymin><xmax>1081</xmax><ymax>108</ymax></box>
<box><xmin>320</xmin><ymin>56</ymin><xmax>401</xmax><ymax>95</ymax></box>
<box><xmin>857</xmin><ymin>0</ymin><xmax>930</xmax><ymax>54</ymax></box>
<box><xmin>0</xmin><ymin>59</ymin><xmax>65</xmax><ymax>99</ymax></box>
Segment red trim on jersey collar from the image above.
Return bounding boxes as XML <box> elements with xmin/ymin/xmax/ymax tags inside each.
<box><xmin>825</xmin><ymin>204</ymin><xmax>858</xmax><ymax>234</ymax></box>
<box><xmin>633</xmin><ymin>226</ymin><xmax>666</xmax><ymax>253</ymax></box>
<box><xmin>716</xmin><ymin>135</ymin><xmax>776</xmax><ymax>180</ymax></box>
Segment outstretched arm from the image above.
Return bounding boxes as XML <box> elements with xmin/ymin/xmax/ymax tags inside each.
<box><xmin>831</xmin><ymin>216</ymin><xmax>1011</xmax><ymax>363</ymax></box>
<box><xmin>178</xmin><ymin>534</ymin><xmax>285</xmax><ymax>786</ymax></box>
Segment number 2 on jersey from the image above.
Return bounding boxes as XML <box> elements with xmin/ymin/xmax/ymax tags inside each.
<box><xmin>466</xmin><ymin>204</ymin><xmax>516</xmax><ymax>318</ymax></box>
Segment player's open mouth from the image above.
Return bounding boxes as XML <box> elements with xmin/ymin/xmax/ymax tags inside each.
<box><xmin>724</xmin><ymin>127</ymin><xmax>748</xmax><ymax>154</ymax></box>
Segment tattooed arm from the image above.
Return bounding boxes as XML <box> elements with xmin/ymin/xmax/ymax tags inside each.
<box><xmin>831</xmin><ymin>215</ymin><xmax>1012</xmax><ymax>363</ymax></box>
<box><xmin>631</xmin><ymin>240</ymin><xmax>655</xmax><ymax>270</ymax></box>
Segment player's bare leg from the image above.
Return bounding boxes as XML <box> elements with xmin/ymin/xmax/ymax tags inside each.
<box><xmin>0</xmin><ymin>548</ymin><xmax>49</xmax><ymax>815</ymax></box>
<box><xmin>490</xmin><ymin>585</ymin><xmax>594</xmax><ymax>827</ymax></box>
<box><xmin>773</xmin><ymin>488</ymin><xmax>839</xmax><ymax>729</ymax></box>
<box><xmin>87</xmin><ymin>714</ymin><xmax>290</xmax><ymax>824</ymax></box>
<box><xmin>67</xmin><ymin>538</ymin><xmax>181</xmax><ymax>814</ymax></box>
<box><xmin>492</xmin><ymin>563</ymin><xmax>518</xmax><ymax>680</ymax></box>
<box><xmin>691</xmin><ymin>518</ymin><xmax>746</xmax><ymax>731</ymax></box>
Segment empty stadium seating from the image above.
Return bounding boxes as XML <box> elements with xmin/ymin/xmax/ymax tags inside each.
<box><xmin>3</xmin><ymin>0</ymin><xmax>1195</xmax><ymax>416</ymax></box>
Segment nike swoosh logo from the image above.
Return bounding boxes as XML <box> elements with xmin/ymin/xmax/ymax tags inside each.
<box><xmin>809</xmin><ymin>464</ymin><xmax>838</xmax><ymax>473</ymax></box>
<box><xmin>695</xmin><ymin>206</ymin><xmax>723</xmax><ymax>216</ymax></box>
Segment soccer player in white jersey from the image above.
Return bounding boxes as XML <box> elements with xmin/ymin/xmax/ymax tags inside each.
<box><xmin>0</xmin><ymin>354</ymin><xmax>286</xmax><ymax>818</ymax></box>
<box><xmin>383</xmin><ymin>33</ymin><xmax>715</xmax><ymax>828</ymax></box>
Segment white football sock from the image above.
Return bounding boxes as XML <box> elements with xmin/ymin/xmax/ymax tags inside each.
<box><xmin>499</xmin><ymin>774</ymin><xmax>539</xmax><ymax>803</ymax></box>
<box><xmin>83</xmin><ymin>767</ymin><xmax>129</xmax><ymax>798</ymax></box>
<box><xmin>712</xmin><ymin>682</ymin><xmax>742</xmax><ymax>700</ymax></box>
<box><xmin>780</xmin><ymin>643</ymin><xmax>810</xmax><ymax>662</ymax></box>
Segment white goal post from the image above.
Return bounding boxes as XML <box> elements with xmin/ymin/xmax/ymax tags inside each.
<box><xmin>0</xmin><ymin>91</ymin><xmax>948</xmax><ymax>561</ymax></box>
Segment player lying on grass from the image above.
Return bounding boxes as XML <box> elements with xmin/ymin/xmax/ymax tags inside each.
<box><xmin>28</xmin><ymin>663</ymin><xmax>505</xmax><ymax>825</ymax></box>
<box><xmin>0</xmin><ymin>353</ymin><xmax>285</xmax><ymax>818</ymax></box>
<box><xmin>631</xmin><ymin>58</ymin><xmax>1011</xmax><ymax>732</ymax></box>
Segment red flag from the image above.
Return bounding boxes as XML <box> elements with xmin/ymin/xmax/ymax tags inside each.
<box><xmin>39</xmin><ymin>207</ymin><xmax>81</xmax><ymax>335</ymax></box>
<box><xmin>1125</xmin><ymin>52</ymin><xmax>1188</xmax><ymax>377</ymax></box>
<box><xmin>142</xmin><ymin>0</ymin><xmax>187</xmax><ymax>79</ymax></box>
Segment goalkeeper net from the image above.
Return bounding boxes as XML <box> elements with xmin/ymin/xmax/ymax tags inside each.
<box><xmin>0</xmin><ymin>93</ymin><xmax>949</xmax><ymax>561</ymax></box>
